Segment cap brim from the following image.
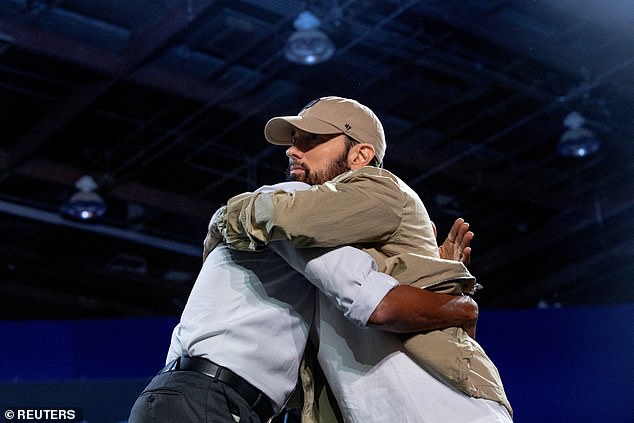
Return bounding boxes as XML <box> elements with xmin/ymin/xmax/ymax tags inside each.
<box><xmin>264</xmin><ymin>116</ymin><xmax>342</xmax><ymax>145</ymax></box>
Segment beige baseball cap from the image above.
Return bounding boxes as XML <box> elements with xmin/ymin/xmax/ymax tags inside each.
<box><xmin>264</xmin><ymin>96</ymin><xmax>386</xmax><ymax>164</ymax></box>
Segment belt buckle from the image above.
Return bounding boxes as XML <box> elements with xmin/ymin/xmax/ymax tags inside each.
<box><xmin>207</xmin><ymin>363</ymin><xmax>222</xmax><ymax>380</ymax></box>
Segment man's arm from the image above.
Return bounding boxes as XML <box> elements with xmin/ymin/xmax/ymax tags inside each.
<box><xmin>269</xmin><ymin>241</ymin><xmax>477</xmax><ymax>337</ymax></box>
<box><xmin>207</xmin><ymin>181</ymin><xmax>478</xmax><ymax>335</ymax></box>
<box><xmin>368</xmin><ymin>285</ymin><xmax>478</xmax><ymax>338</ymax></box>
<box><xmin>217</xmin><ymin>170</ymin><xmax>403</xmax><ymax>251</ymax></box>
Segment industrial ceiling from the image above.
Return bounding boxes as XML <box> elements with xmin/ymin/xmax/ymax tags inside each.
<box><xmin>0</xmin><ymin>0</ymin><xmax>633</xmax><ymax>318</ymax></box>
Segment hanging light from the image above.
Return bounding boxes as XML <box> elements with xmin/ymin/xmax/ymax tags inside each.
<box><xmin>557</xmin><ymin>111</ymin><xmax>601</xmax><ymax>157</ymax></box>
<box><xmin>284</xmin><ymin>11</ymin><xmax>335</xmax><ymax>65</ymax></box>
<box><xmin>61</xmin><ymin>175</ymin><xmax>107</xmax><ymax>221</ymax></box>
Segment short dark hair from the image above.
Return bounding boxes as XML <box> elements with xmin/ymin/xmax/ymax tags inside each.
<box><xmin>344</xmin><ymin>135</ymin><xmax>382</xmax><ymax>167</ymax></box>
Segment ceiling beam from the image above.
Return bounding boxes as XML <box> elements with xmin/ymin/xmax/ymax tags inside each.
<box><xmin>2</xmin><ymin>0</ymin><xmax>219</xmax><ymax>169</ymax></box>
<box><xmin>0</xmin><ymin>17</ymin><xmax>122</xmax><ymax>71</ymax></box>
<box><xmin>418</xmin><ymin>2</ymin><xmax>634</xmax><ymax>89</ymax></box>
<box><xmin>0</xmin><ymin>199</ymin><xmax>200</xmax><ymax>257</ymax></box>
<box><xmin>6</xmin><ymin>156</ymin><xmax>217</xmax><ymax>220</ymax></box>
<box><xmin>478</xmin><ymin>188</ymin><xmax>634</xmax><ymax>274</ymax></box>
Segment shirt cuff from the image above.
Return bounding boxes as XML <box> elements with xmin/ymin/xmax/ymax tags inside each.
<box><xmin>345</xmin><ymin>272</ymin><xmax>398</xmax><ymax>327</ymax></box>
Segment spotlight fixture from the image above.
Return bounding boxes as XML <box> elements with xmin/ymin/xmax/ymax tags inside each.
<box><xmin>557</xmin><ymin>111</ymin><xmax>601</xmax><ymax>157</ymax></box>
<box><xmin>284</xmin><ymin>11</ymin><xmax>335</xmax><ymax>65</ymax></box>
<box><xmin>61</xmin><ymin>175</ymin><xmax>107</xmax><ymax>221</ymax></box>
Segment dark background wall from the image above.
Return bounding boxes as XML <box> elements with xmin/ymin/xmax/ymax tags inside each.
<box><xmin>1</xmin><ymin>305</ymin><xmax>633</xmax><ymax>423</ymax></box>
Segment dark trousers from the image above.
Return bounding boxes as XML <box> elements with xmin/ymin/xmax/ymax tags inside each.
<box><xmin>129</xmin><ymin>370</ymin><xmax>263</xmax><ymax>423</ymax></box>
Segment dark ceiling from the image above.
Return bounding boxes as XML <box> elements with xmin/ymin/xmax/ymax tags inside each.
<box><xmin>1</xmin><ymin>0</ymin><xmax>633</xmax><ymax>319</ymax></box>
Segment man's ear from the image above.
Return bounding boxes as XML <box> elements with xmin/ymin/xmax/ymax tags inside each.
<box><xmin>348</xmin><ymin>143</ymin><xmax>376</xmax><ymax>169</ymax></box>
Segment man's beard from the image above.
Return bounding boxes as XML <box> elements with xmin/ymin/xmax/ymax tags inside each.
<box><xmin>286</xmin><ymin>149</ymin><xmax>350</xmax><ymax>185</ymax></box>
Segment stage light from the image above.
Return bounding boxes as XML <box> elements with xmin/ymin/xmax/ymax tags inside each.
<box><xmin>557</xmin><ymin>111</ymin><xmax>601</xmax><ymax>157</ymax></box>
<box><xmin>61</xmin><ymin>175</ymin><xmax>106</xmax><ymax>221</ymax></box>
<box><xmin>284</xmin><ymin>11</ymin><xmax>335</xmax><ymax>65</ymax></box>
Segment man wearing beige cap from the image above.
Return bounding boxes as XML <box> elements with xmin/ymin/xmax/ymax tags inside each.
<box><xmin>129</xmin><ymin>97</ymin><xmax>509</xmax><ymax>423</ymax></box>
<box><xmin>214</xmin><ymin>96</ymin><xmax>512</xmax><ymax>421</ymax></box>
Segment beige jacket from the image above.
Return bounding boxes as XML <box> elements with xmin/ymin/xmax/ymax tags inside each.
<box><xmin>217</xmin><ymin>166</ymin><xmax>512</xmax><ymax>417</ymax></box>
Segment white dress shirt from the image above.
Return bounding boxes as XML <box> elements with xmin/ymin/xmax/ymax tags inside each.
<box><xmin>315</xmin><ymin>283</ymin><xmax>513</xmax><ymax>423</ymax></box>
<box><xmin>167</xmin><ymin>184</ymin><xmax>397</xmax><ymax>410</ymax></box>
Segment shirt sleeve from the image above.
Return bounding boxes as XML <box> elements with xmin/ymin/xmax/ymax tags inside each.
<box><xmin>218</xmin><ymin>170</ymin><xmax>403</xmax><ymax>251</ymax></box>
<box><xmin>270</xmin><ymin>241</ymin><xmax>398</xmax><ymax>328</ymax></box>
<box><xmin>220</xmin><ymin>179</ymin><xmax>398</xmax><ymax>327</ymax></box>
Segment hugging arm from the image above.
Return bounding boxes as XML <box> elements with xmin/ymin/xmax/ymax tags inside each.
<box><xmin>269</xmin><ymin>241</ymin><xmax>478</xmax><ymax>336</ymax></box>
<box><xmin>217</xmin><ymin>173</ymin><xmax>403</xmax><ymax>251</ymax></box>
<box><xmin>370</xmin><ymin>285</ymin><xmax>477</xmax><ymax>338</ymax></box>
<box><xmin>206</xmin><ymin>181</ymin><xmax>478</xmax><ymax>335</ymax></box>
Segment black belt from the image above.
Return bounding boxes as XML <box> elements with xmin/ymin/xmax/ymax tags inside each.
<box><xmin>161</xmin><ymin>356</ymin><xmax>275</xmax><ymax>422</ymax></box>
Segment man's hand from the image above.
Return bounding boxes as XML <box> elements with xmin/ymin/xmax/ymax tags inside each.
<box><xmin>437</xmin><ymin>218</ymin><xmax>474</xmax><ymax>266</ymax></box>
<box><xmin>203</xmin><ymin>206</ymin><xmax>226</xmax><ymax>261</ymax></box>
<box><xmin>434</xmin><ymin>218</ymin><xmax>478</xmax><ymax>337</ymax></box>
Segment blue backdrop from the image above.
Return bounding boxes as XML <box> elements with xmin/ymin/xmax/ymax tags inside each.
<box><xmin>1</xmin><ymin>304</ymin><xmax>633</xmax><ymax>422</ymax></box>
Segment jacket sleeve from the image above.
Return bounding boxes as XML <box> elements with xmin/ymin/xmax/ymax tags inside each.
<box><xmin>217</xmin><ymin>171</ymin><xmax>404</xmax><ymax>251</ymax></box>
